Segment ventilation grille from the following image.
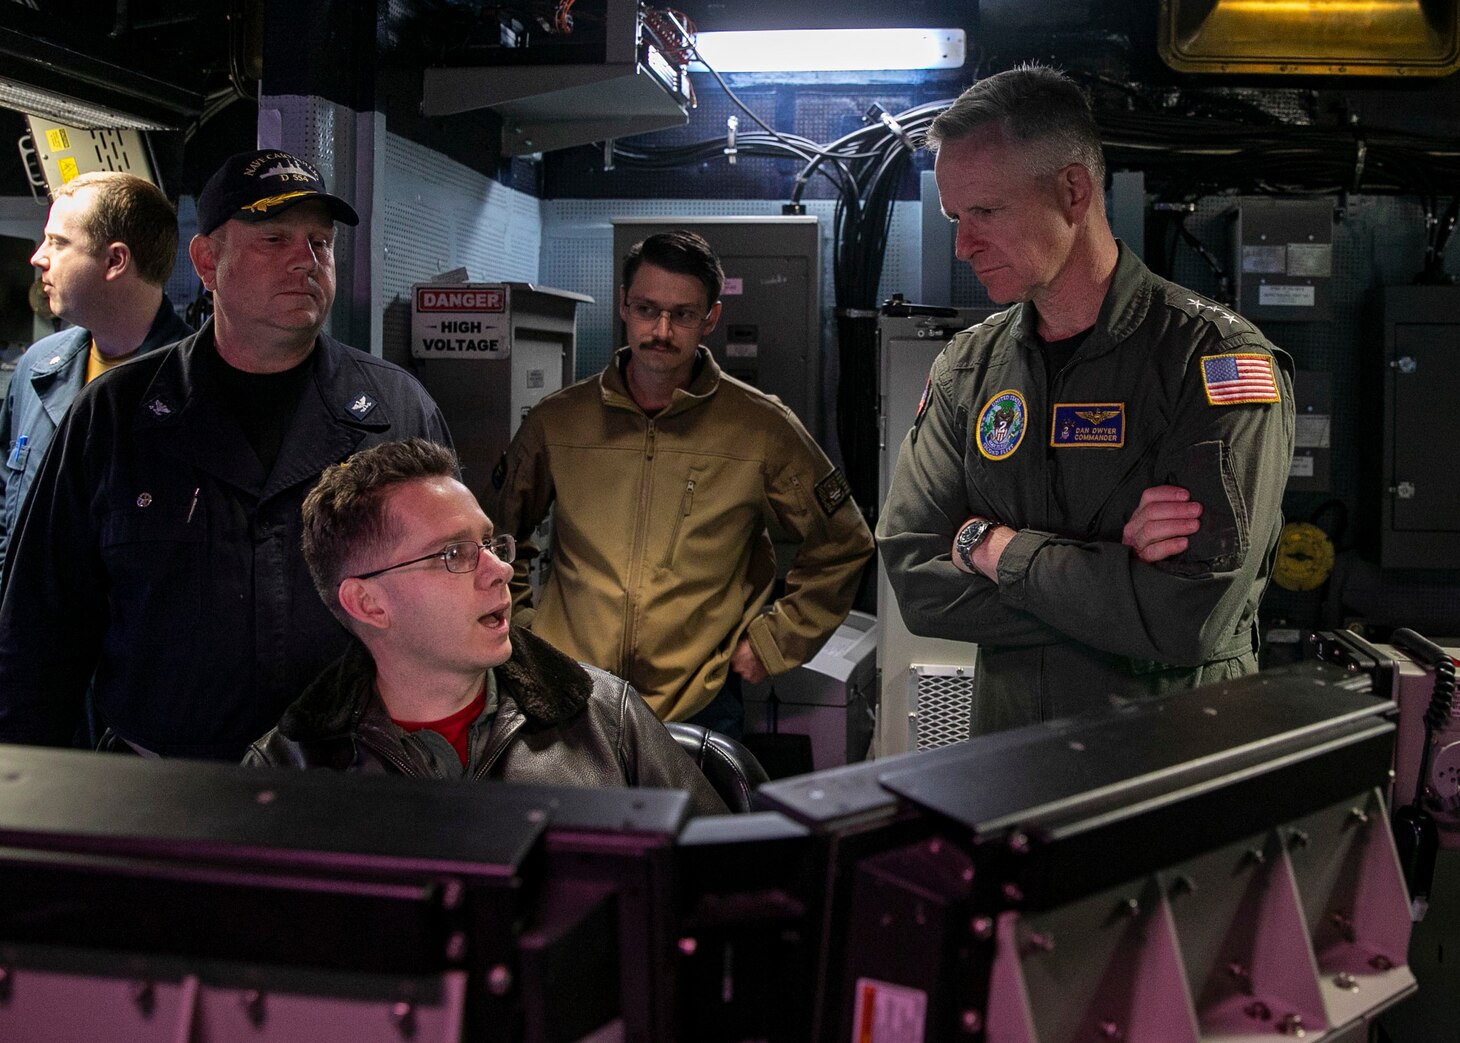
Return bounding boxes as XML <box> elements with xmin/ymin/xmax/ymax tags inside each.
<box><xmin>908</xmin><ymin>664</ymin><xmax>975</xmax><ymax>751</ymax></box>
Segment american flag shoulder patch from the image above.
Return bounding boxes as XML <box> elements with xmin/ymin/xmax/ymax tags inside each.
<box><xmin>1200</xmin><ymin>353</ymin><xmax>1280</xmax><ymax>405</ymax></box>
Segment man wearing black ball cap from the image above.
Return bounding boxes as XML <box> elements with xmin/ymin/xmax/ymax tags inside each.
<box><xmin>0</xmin><ymin>148</ymin><xmax>453</xmax><ymax>760</ymax></box>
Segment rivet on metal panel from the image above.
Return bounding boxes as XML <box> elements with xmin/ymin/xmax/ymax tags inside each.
<box><xmin>1243</xmin><ymin>999</ymin><xmax>1271</xmax><ymax>1021</ymax></box>
<box><xmin>970</xmin><ymin>916</ymin><xmax>995</xmax><ymax>939</ymax></box>
<box><xmin>1277</xmin><ymin>1012</ymin><xmax>1307</xmax><ymax>1036</ymax></box>
<box><xmin>1228</xmin><ymin>962</ymin><xmax>1253</xmax><ymax>993</ymax></box>
<box><xmin>1170</xmin><ymin>874</ymin><xmax>1197</xmax><ymax>897</ymax></box>
<box><xmin>1097</xmin><ymin>1019</ymin><xmax>1124</xmax><ymax>1040</ymax></box>
<box><xmin>130</xmin><ymin>980</ymin><xmax>155</xmax><ymax>1018</ymax></box>
<box><xmin>678</xmin><ymin>936</ymin><xmax>698</xmax><ymax>956</ymax></box>
<box><xmin>1002</xmin><ymin>882</ymin><xmax>1024</xmax><ymax>904</ymax></box>
<box><xmin>1244</xmin><ymin>847</ymin><xmax>1267</xmax><ymax>866</ymax></box>
<box><xmin>1007</xmin><ymin>831</ymin><xmax>1030</xmax><ymax>854</ymax></box>
<box><xmin>1021</xmin><ymin>931</ymin><xmax>1054</xmax><ymax>955</ymax></box>
<box><xmin>391</xmin><ymin>1001</ymin><xmax>417</xmax><ymax>1039</ymax></box>
<box><xmin>1119</xmin><ymin>897</ymin><xmax>1140</xmax><ymax>918</ymax></box>
<box><xmin>1333</xmin><ymin>972</ymin><xmax>1360</xmax><ymax>991</ymax></box>
<box><xmin>441</xmin><ymin>879</ymin><xmax>463</xmax><ymax>910</ymax></box>
<box><xmin>1369</xmin><ymin>953</ymin><xmax>1394</xmax><ymax>971</ymax></box>
<box><xmin>241</xmin><ymin>989</ymin><xmax>266</xmax><ymax>1027</ymax></box>
<box><xmin>1287</xmin><ymin>829</ymin><xmax>1310</xmax><ymax>849</ymax></box>
<box><xmin>486</xmin><ymin>964</ymin><xmax>514</xmax><ymax>996</ymax></box>
<box><xmin>961</xmin><ymin>1009</ymin><xmax>983</xmax><ymax>1034</ymax></box>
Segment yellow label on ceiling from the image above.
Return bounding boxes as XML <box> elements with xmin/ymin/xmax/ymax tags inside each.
<box><xmin>45</xmin><ymin>128</ymin><xmax>71</xmax><ymax>152</ymax></box>
<box><xmin>58</xmin><ymin>156</ymin><xmax>79</xmax><ymax>183</ymax></box>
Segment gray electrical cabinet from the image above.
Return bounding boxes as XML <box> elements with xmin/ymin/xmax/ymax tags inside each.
<box><xmin>410</xmin><ymin>282</ymin><xmax>591</xmax><ymax>503</ymax></box>
<box><xmin>611</xmin><ymin>216</ymin><xmax>823</xmax><ymax>441</ymax></box>
<box><xmin>1230</xmin><ymin>197</ymin><xmax>1335</xmax><ymax>323</ymax></box>
<box><xmin>876</xmin><ymin>305</ymin><xmax>994</xmax><ymax>758</ymax></box>
<box><xmin>1375</xmin><ymin>284</ymin><xmax>1460</xmax><ymax>568</ymax></box>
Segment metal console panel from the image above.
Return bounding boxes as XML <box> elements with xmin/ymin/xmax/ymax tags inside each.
<box><xmin>0</xmin><ymin>746</ymin><xmax>687</xmax><ymax>1043</ymax></box>
<box><xmin>764</xmin><ymin>657</ymin><xmax>1415</xmax><ymax>1043</ymax></box>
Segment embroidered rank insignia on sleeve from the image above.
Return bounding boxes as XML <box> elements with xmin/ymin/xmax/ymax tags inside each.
<box><xmin>1200</xmin><ymin>353</ymin><xmax>1281</xmax><ymax>405</ymax></box>
<box><xmin>975</xmin><ymin>389</ymin><xmax>1026</xmax><ymax>461</ymax></box>
<box><xmin>1051</xmin><ymin>403</ymin><xmax>1125</xmax><ymax>447</ymax></box>
<box><xmin>814</xmin><ymin>468</ymin><xmax>852</xmax><ymax>516</ymax></box>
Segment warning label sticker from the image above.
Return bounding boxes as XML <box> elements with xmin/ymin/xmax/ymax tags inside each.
<box><xmin>849</xmin><ymin>978</ymin><xmax>927</xmax><ymax>1043</ymax></box>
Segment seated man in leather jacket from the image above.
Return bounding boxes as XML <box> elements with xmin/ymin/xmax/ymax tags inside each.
<box><xmin>245</xmin><ymin>438</ymin><xmax>726</xmax><ymax>817</ymax></box>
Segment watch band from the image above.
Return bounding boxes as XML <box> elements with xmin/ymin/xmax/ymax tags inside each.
<box><xmin>955</xmin><ymin>517</ymin><xmax>1003</xmax><ymax>573</ymax></box>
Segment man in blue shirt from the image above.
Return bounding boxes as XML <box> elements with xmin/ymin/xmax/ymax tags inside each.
<box><xmin>0</xmin><ymin>171</ymin><xmax>191</xmax><ymax>572</ymax></box>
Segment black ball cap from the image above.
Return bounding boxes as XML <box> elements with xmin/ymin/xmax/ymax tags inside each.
<box><xmin>196</xmin><ymin>149</ymin><xmax>360</xmax><ymax>235</ymax></box>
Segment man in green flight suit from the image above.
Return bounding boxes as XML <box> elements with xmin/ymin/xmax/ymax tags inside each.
<box><xmin>878</xmin><ymin>64</ymin><xmax>1296</xmax><ymax>736</ymax></box>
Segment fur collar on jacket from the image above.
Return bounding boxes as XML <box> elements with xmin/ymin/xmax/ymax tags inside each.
<box><xmin>276</xmin><ymin>625</ymin><xmax>595</xmax><ymax>741</ymax></box>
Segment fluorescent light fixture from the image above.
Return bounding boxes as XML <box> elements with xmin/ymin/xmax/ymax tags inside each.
<box><xmin>691</xmin><ymin>28</ymin><xmax>966</xmax><ymax>73</ymax></box>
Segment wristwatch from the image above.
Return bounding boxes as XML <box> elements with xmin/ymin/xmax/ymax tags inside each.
<box><xmin>954</xmin><ymin>517</ymin><xmax>1004</xmax><ymax>573</ymax></box>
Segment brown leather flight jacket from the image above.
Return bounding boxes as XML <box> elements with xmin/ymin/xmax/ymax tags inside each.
<box><xmin>243</xmin><ymin>625</ymin><xmax>728</xmax><ymax>818</ymax></box>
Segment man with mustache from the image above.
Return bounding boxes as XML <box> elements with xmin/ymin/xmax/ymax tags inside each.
<box><xmin>0</xmin><ymin>149</ymin><xmax>451</xmax><ymax>760</ymax></box>
<box><xmin>492</xmin><ymin>231</ymin><xmax>873</xmax><ymax>737</ymax></box>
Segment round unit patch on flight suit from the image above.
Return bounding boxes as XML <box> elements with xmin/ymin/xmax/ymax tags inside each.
<box><xmin>975</xmin><ymin>389</ymin><xmax>1027</xmax><ymax>461</ymax></box>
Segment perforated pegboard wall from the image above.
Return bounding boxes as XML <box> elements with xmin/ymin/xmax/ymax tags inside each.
<box><xmin>541</xmin><ymin>197</ymin><xmax>920</xmax><ymax>379</ymax></box>
<box><xmin>259</xmin><ymin>93</ymin><xmax>343</xmax><ymax>183</ymax></box>
<box><xmin>164</xmin><ymin>195</ymin><xmax>200</xmax><ymax>313</ymax></box>
<box><xmin>380</xmin><ymin>133</ymin><xmax>542</xmax><ymax>363</ymax></box>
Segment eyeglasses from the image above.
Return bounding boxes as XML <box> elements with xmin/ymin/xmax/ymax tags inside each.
<box><xmin>624</xmin><ymin>299</ymin><xmax>711</xmax><ymax>329</ymax></box>
<box><xmin>353</xmin><ymin>535</ymin><xmax>516</xmax><ymax>580</ymax></box>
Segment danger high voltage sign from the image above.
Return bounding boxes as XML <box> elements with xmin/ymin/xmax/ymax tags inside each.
<box><xmin>411</xmin><ymin>283</ymin><xmax>510</xmax><ymax>358</ymax></box>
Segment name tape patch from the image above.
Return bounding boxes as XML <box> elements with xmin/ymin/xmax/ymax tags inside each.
<box><xmin>1051</xmin><ymin>403</ymin><xmax>1125</xmax><ymax>448</ymax></box>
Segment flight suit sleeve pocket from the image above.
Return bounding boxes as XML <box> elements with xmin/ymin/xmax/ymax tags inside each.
<box><xmin>1174</xmin><ymin>440</ymin><xmax>1246</xmax><ymax>573</ymax></box>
